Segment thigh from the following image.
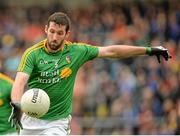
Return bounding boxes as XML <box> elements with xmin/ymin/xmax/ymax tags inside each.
<box><xmin>20</xmin><ymin>114</ymin><xmax>71</xmax><ymax>135</ymax></box>
<box><xmin>20</xmin><ymin>124</ymin><xmax>70</xmax><ymax>135</ymax></box>
<box><xmin>41</xmin><ymin>127</ymin><xmax>67</xmax><ymax>135</ymax></box>
<box><xmin>42</xmin><ymin>116</ymin><xmax>71</xmax><ymax>135</ymax></box>
<box><xmin>20</xmin><ymin>129</ymin><xmax>43</xmax><ymax>135</ymax></box>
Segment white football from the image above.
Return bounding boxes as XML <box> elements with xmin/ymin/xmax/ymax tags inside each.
<box><xmin>21</xmin><ymin>88</ymin><xmax>50</xmax><ymax>118</ymax></box>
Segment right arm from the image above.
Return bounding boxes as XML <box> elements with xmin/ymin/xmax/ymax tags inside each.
<box><xmin>9</xmin><ymin>46</ymin><xmax>34</xmax><ymax>129</ymax></box>
<box><xmin>11</xmin><ymin>72</ymin><xmax>29</xmax><ymax>103</ymax></box>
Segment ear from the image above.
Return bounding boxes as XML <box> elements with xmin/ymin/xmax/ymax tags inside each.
<box><xmin>65</xmin><ymin>31</ymin><xmax>70</xmax><ymax>39</ymax></box>
<box><xmin>45</xmin><ymin>25</ymin><xmax>48</xmax><ymax>34</ymax></box>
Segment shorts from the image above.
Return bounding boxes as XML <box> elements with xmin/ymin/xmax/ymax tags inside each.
<box><xmin>20</xmin><ymin>113</ymin><xmax>71</xmax><ymax>135</ymax></box>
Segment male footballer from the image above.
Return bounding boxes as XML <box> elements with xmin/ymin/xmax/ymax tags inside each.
<box><xmin>9</xmin><ymin>12</ymin><xmax>171</xmax><ymax>135</ymax></box>
<box><xmin>0</xmin><ymin>73</ymin><xmax>17</xmax><ymax>135</ymax></box>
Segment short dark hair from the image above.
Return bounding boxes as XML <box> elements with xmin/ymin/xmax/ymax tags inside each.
<box><xmin>47</xmin><ymin>12</ymin><xmax>71</xmax><ymax>32</ymax></box>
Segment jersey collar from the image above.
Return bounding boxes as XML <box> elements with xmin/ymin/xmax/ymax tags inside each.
<box><xmin>43</xmin><ymin>39</ymin><xmax>70</xmax><ymax>54</ymax></box>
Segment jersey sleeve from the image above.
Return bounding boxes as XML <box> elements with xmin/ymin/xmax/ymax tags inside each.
<box><xmin>17</xmin><ymin>48</ymin><xmax>35</xmax><ymax>75</ymax></box>
<box><xmin>74</xmin><ymin>43</ymin><xmax>99</xmax><ymax>66</ymax></box>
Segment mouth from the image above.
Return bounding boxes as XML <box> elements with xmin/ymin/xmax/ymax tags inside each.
<box><xmin>51</xmin><ymin>41</ymin><xmax>58</xmax><ymax>45</ymax></box>
<box><xmin>48</xmin><ymin>41</ymin><xmax>61</xmax><ymax>51</ymax></box>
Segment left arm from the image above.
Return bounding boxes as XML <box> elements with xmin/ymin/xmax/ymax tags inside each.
<box><xmin>97</xmin><ymin>45</ymin><xmax>172</xmax><ymax>63</ymax></box>
<box><xmin>98</xmin><ymin>45</ymin><xmax>146</xmax><ymax>59</ymax></box>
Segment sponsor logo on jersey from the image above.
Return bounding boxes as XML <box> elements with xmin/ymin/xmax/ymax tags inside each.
<box><xmin>39</xmin><ymin>59</ymin><xmax>48</xmax><ymax>65</ymax></box>
<box><xmin>39</xmin><ymin>59</ymin><xmax>61</xmax><ymax>69</ymax></box>
<box><xmin>60</xmin><ymin>67</ymin><xmax>72</xmax><ymax>79</ymax></box>
<box><xmin>38</xmin><ymin>70</ymin><xmax>61</xmax><ymax>84</ymax></box>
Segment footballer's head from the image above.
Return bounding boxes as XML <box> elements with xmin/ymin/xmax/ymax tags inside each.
<box><xmin>45</xmin><ymin>12</ymin><xmax>71</xmax><ymax>52</ymax></box>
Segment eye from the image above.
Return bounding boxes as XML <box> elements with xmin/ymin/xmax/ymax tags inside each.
<box><xmin>57</xmin><ymin>31</ymin><xmax>64</xmax><ymax>36</ymax></box>
<box><xmin>50</xmin><ymin>29</ymin><xmax>55</xmax><ymax>33</ymax></box>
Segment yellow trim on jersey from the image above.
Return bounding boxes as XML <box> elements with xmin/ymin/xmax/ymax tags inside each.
<box><xmin>64</xmin><ymin>40</ymin><xmax>72</xmax><ymax>45</ymax></box>
<box><xmin>44</xmin><ymin>44</ymin><xmax>49</xmax><ymax>53</ymax></box>
<box><xmin>18</xmin><ymin>40</ymin><xmax>45</xmax><ymax>71</ymax></box>
<box><xmin>0</xmin><ymin>73</ymin><xmax>14</xmax><ymax>83</ymax></box>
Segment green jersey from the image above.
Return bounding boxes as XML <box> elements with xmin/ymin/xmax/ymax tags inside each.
<box><xmin>0</xmin><ymin>73</ymin><xmax>16</xmax><ymax>134</ymax></box>
<box><xmin>18</xmin><ymin>39</ymin><xmax>99</xmax><ymax>120</ymax></box>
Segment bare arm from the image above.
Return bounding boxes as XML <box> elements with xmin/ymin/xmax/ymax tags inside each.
<box><xmin>98</xmin><ymin>45</ymin><xmax>147</xmax><ymax>58</ymax></box>
<box><xmin>11</xmin><ymin>72</ymin><xmax>29</xmax><ymax>103</ymax></box>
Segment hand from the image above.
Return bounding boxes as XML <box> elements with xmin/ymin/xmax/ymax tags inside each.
<box><xmin>8</xmin><ymin>102</ymin><xmax>23</xmax><ymax>130</ymax></box>
<box><xmin>146</xmin><ymin>46</ymin><xmax>172</xmax><ymax>63</ymax></box>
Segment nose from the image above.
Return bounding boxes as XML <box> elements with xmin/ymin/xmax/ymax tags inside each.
<box><xmin>52</xmin><ymin>33</ymin><xmax>58</xmax><ymax>41</ymax></box>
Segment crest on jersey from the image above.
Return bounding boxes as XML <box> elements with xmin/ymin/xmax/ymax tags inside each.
<box><xmin>66</xmin><ymin>56</ymin><xmax>71</xmax><ymax>64</ymax></box>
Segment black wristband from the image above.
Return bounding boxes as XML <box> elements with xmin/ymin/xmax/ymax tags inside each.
<box><xmin>11</xmin><ymin>102</ymin><xmax>21</xmax><ymax>109</ymax></box>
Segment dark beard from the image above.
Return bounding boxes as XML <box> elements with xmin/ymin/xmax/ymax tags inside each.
<box><xmin>48</xmin><ymin>40</ymin><xmax>64</xmax><ymax>51</ymax></box>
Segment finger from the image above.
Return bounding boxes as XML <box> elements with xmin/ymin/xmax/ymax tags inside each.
<box><xmin>14</xmin><ymin>119</ymin><xmax>18</xmax><ymax>128</ymax></box>
<box><xmin>8</xmin><ymin>116</ymin><xmax>12</xmax><ymax>123</ymax></box>
<box><xmin>168</xmin><ymin>52</ymin><xmax>172</xmax><ymax>58</ymax></box>
<box><xmin>14</xmin><ymin>121</ymin><xmax>19</xmax><ymax>130</ymax></box>
<box><xmin>12</xmin><ymin>120</ymin><xmax>16</xmax><ymax>128</ymax></box>
<box><xmin>165</xmin><ymin>53</ymin><xmax>172</xmax><ymax>61</ymax></box>
<box><xmin>18</xmin><ymin>121</ymin><xmax>23</xmax><ymax>129</ymax></box>
<box><xmin>16</xmin><ymin>123</ymin><xmax>21</xmax><ymax>130</ymax></box>
<box><xmin>10</xmin><ymin>118</ymin><xmax>15</xmax><ymax>127</ymax></box>
<box><xmin>15</xmin><ymin>124</ymin><xmax>19</xmax><ymax>130</ymax></box>
<box><xmin>156</xmin><ymin>55</ymin><xmax>161</xmax><ymax>63</ymax></box>
<box><xmin>8</xmin><ymin>109</ymin><xmax>14</xmax><ymax>122</ymax></box>
<box><xmin>165</xmin><ymin>55</ymin><xmax>168</xmax><ymax>61</ymax></box>
<box><xmin>11</xmin><ymin>120</ymin><xmax>14</xmax><ymax>127</ymax></box>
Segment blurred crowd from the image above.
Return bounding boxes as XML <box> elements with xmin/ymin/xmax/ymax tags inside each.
<box><xmin>0</xmin><ymin>0</ymin><xmax>179</xmax><ymax>135</ymax></box>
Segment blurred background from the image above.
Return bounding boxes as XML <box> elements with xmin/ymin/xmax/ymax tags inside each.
<box><xmin>0</xmin><ymin>0</ymin><xmax>179</xmax><ymax>135</ymax></box>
